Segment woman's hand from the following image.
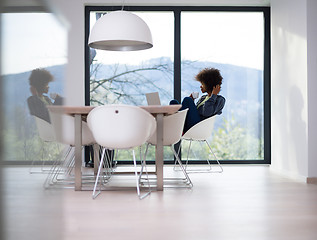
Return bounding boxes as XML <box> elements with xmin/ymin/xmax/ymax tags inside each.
<box><xmin>212</xmin><ymin>85</ymin><xmax>221</xmax><ymax>95</ymax></box>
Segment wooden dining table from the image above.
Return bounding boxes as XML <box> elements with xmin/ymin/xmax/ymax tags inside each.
<box><xmin>47</xmin><ymin>104</ymin><xmax>181</xmax><ymax>191</ymax></box>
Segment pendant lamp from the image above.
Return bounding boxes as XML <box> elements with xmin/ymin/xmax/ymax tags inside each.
<box><xmin>88</xmin><ymin>10</ymin><xmax>153</xmax><ymax>51</ymax></box>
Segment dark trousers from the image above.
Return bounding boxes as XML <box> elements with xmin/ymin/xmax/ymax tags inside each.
<box><xmin>170</xmin><ymin>97</ymin><xmax>200</xmax><ymax>133</ymax></box>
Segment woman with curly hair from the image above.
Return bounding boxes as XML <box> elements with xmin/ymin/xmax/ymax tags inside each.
<box><xmin>27</xmin><ymin>68</ymin><xmax>63</xmax><ymax>122</ymax></box>
<box><xmin>170</xmin><ymin>67</ymin><xmax>225</xmax><ymax>133</ymax></box>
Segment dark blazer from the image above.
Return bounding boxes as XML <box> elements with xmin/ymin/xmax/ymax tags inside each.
<box><xmin>27</xmin><ymin>95</ymin><xmax>63</xmax><ymax>123</ymax></box>
<box><xmin>196</xmin><ymin>94</ymin><xmax>226</xmax><ymax>120</ymax></box>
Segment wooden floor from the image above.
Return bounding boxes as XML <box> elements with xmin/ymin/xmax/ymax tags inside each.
<box><xmin>2</xmin><ymin>165</ymin><xmax>317</xmax><ymax>240</ymax></box>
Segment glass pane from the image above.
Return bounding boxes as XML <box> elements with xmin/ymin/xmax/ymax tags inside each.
<box><xmin>181</xmin><ymin>12</ymin><xmax>264</xmax><ymax>161</ymax></box>
<box><xmin>89</xmin><ymin>11</ymin><xmax>174</xmax><ymax>161</ymax></box>
<box><xmin>1</xmin><ymin>13</ymin><xmax>67</xmax><ymax>161</ymax></box>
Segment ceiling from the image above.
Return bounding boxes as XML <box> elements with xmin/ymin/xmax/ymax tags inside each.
<box><xmin>2</xmin><ymin>0</ymin><xmax>271</xmax><ymax>8</ymax></box>
<box><xmin>2</xmin><ymin>0</ymin><xmax>44</xmax><ymax>7</ymax></box>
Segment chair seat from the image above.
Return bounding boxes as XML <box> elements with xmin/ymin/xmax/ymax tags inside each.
<box><xmin>176</xmin><ymin>115</ymin><xmax>223</xmax><ymax>173</ymax></box>
<box><xmin>182</xmin><ymin>116</ymin><xmax>216</xmax><ymax>141</ymax></box>
<box><xmin>49</xmin><ymin>111</ymin><xmax>95</xmax><ymax>146</ymax></box>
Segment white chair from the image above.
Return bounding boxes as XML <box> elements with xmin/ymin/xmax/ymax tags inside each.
<box><xmin>87</xmin><ymin>104</ymin><xmax>156</xmax><ymax>199</ymax></box>
<box><xmin>44</xmin><ymin>111</ymin><xmax>97</xmax><ymax>188</ymax></box>
<box><xmin>35</xmin><ymin>116</ymin><xmax>55</xmax><ymax>142</ymax></box>
<box><xmin>29</xmin><ymin>116</ymin><xmax>56</xmax><ymax>173</ymax></box>
<box><xmin>49</xmin><ymin>112</ymin><xmax>95</xmax><ymax>146</ymax></box>
<box><xmin>176</xmin><ymin>115</ymin><xmax>223</xmax><ymax>173</ymax></box>
<box><xmin>146</xmin><ymin>109</ymin><xmax>192</xmax><ymax>188</ymax></box>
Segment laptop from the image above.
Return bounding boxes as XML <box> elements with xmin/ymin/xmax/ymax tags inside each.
<box><xmin>145</xmin><ymin>92</ymin><xmax>161</xmax><ymax>105</ymax></box>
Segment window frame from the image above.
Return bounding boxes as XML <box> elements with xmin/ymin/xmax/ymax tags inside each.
<box><xmin>84</xmin><ymin>6</ymin><xmax>271</xmax><ymax>164</ymax></box>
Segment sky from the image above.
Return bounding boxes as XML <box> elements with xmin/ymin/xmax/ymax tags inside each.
<box><xmin>1</xmin><ymin>13</ymin><xmax>67</xmax><ymax>75</ymax></box>
<box><xmin>91</xmin><ymin>11</ymin><xmax>264</xmax><ymax>70</ymax></box>
<box><xmin>1</xmin><ymin>11</ymin><xmax>263</xmax><ymax>75</ymax></box>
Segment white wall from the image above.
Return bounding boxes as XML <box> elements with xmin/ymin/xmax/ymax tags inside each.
<box><xmin>271</xmin><ymin>0</ymin><xmax>317</xmax><ymax>180</ymax></box>
<box><xmin>307</xmin><ymin>0</ymin><xmax>317</xmax><ymax>177</ymax></box>
<box><xmin>49</xmin><ymin>0</ymin><xmax>86</xmax><ymax>106</ymax></box>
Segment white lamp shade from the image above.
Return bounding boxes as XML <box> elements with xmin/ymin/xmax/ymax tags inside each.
<box><xmin>88</xmin><ymin>11</ymin><xmax>153</xmax><ymax>51</ymax></box>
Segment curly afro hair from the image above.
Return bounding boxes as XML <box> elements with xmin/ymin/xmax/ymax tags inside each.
<box><xmin>195</xmin><ymin>67</ymin><xmax>223</xmax><ymax>93</ymax></box>
<box><xmin>29</xmin><ymin>68</ymin><xmax>53</xmax><ymax>93</ymax></box>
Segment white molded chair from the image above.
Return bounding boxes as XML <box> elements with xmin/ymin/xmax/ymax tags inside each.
<box><xmin>44</xmin><ymin>111</ymin><xmax>97</xmax><ymax>188</ymax></box>
<box><xmin>87</xmin><ymin>104</ymin><xmax>156</xmax><ymax>199</ymax></box>
<box><xmin>29</xmin><ymin>116</ymin><xmax>56</xmax><ymax>173</ymax></box>
<box><xmin>176</xmin><ymin>115</ymin><xmax>223</xmax><ymax>173</ymax></box>
<box><xmin>35</xmin><ymin>116</ymin><xmax>55</xmax><ymax>142</ymax></box>
<box><xmin>146</xmin><ymin>109</ymin><xmax>192</xmax><ymax>188</ymax></box>
<box><xmin>49</xmin><ymin>111</ymin><xmax>95</xmax><ymax>146</ymax></box>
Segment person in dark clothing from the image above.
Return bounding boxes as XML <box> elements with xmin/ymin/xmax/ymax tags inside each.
<box><xmin>27</xmin><ymin>68</ymin><xmax>63</xmax><ymax>123</ymax></box>
<box><xmin>170</xmin><ymin>67</ymin><xmax>225</xmax><ymax>133</ymax></box>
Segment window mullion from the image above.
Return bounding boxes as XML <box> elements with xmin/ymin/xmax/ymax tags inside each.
<box><xmin>174</xmin><ymin>9</ymin><xmax>181</xmax><ymax>102</ymax></box>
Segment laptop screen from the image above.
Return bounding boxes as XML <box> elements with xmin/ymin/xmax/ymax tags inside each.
<box><xmin>145</xmin><ymin>92</ymin><xmax>161</xmax><ymax>105</ymax></box>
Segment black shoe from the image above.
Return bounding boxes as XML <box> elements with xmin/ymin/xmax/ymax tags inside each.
<box><xmin>112</xmin><ymin>160</ymin><xmax>117</xmax><ymax>168</ymax></box>
<box><xmin>86</xmin><ymin>160</ymin><xmax>94</xmax><ymax>168</ymax></box>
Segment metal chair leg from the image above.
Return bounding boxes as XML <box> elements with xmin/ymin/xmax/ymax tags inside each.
<box><xmin>182</xmin><ymin>140</ymin><xmax>223</xmax><ymax>173</ymax></box>
<box><xmin>173</xmin><ymin>140</ymin><xmax>182</xmax><ymax>171</ymax></box>
<box><xmin>205</xmin><ymin>140</ymin><xmax>223</xmax><ymax>173</ymax></box>
<box><xmin>171</xmin><ymin>146</ymin><xmax>193</xmax><ymax>188</ymax></box>
<box><xmin>173</xmin><ymin>138</ymin><xmax>223</xmax><ymax>173</ymax></box>
<box><xmin>133</xmin><ymin>148</ymin><xmax>151</xmax><ymax>199</ymax></box>
<box><xmin>92</xmin><ymin>147</ymin><xmax>106</xmax><ymax>199</ymax></box>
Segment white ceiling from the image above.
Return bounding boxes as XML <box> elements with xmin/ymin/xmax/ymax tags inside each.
<box><xmin>3</xmin><ymin>0</ymin><xmax>270</xmax><ymax>8</ymax></box>
<box><xmin>2</xmin><ymin>0</ymin><xmax>43</xmax><ymax>7</ymax></box>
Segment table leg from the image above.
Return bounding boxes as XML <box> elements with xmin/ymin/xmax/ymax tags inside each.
<box><xmin>155</xmin><ymin>113</ymin><xmax>164</xmax><ymax>191</ymax></box>
<box><xmin>74</xmin><ymin>114</ymin><xmax>82</xmax><ymax>191</ymax></box>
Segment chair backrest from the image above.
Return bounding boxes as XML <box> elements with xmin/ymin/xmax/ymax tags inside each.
<box><xmin>182</xmin><ymin>115</ymin><xmax>216</xmax><ymax>141</ymax></box>
<box><xmin>49</xmin><ymin>111</ymin><xmax>95</xmax><ymax>146</ymax></box>
<box><xmin>147</xmin><ymin>109</ymin><xmax>188</xmax><ymax>146</ymax></box>
<box><xmin>87</xmin><ymin>105</ymin><xmax>156</xmax><ymax>150</ymax></box>
<box><xmin>34</xmin><ymin>116</ymin><xmax>55</xmax><ymax>142</ymax></box>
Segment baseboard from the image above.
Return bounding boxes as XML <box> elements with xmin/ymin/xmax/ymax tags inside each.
<box><xmin>306</xmin><ymin>177</ymin><xmax>317</xmax><ymax>184</ymax></box>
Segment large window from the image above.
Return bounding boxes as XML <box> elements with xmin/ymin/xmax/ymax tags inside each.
<box><xmin>85</xmin><ymin>6</ymin><xmax>271</xmax><ymax>164</ymax></box>
<box><xmin>181</xmin><ymin>11</ymin><xmax>265</xmax><ymax>161</ymax></box>
<box><xmin>89</xmin><ymin>11</ymin><xmax>174</xmax><ymax>106</ymax></box>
